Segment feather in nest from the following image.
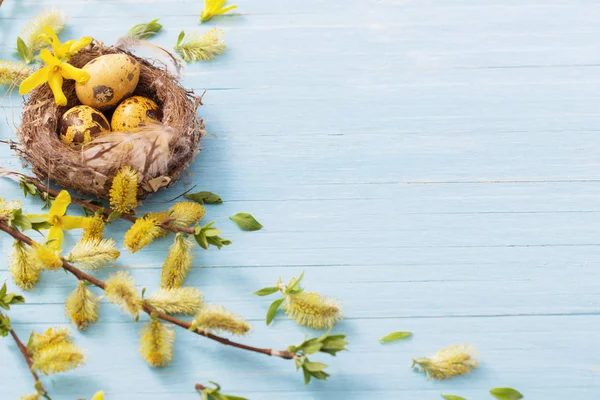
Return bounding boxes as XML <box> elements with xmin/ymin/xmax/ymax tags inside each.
<box><xmin>82</xmin><ymin>124</ymin><xmax>175</xmax><ymax>181</ymax></box>
<box><xmin>115</xmin><ymin>36</ymin><xmax>182</xmax><ymax>77</ymax></box>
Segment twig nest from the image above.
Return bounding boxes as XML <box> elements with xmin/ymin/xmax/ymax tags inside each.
<box><xmin>17</xmin><ymin>43</ymin><xmax>204</xmax><ymax>199</ymax></box>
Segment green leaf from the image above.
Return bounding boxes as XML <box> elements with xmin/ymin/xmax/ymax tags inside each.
<box><xmin>229</xmin><ymin>212</ymin><xmax>263</xmax><ymax>231</ymax></box>
<box><xmin>206</xmin><ymin>236</ymin><xmax>231</xmax><ymax>249</ymax></box>
<box><xmin>16</xmin><ymin>37</ymin><xmax>30</xmax><ymax>63</ymax></box>
<box><xmin>127</xmin><ymin>19</ymin><xmax>163</xmax><ymax>40</ymax></box>
<box><xmin>0</xmin><ymin>313</ymin><xmax>11</xmax><ymax>337</ymax></box>
<box><xmin>266</xmin><ymin>297</ymin><xmax>285</xmax><ymax>325</ymax></box>
<box><xmin>8</xmin><ymin>209</ymin><xmax>32</xmax><ymax>231</ymax></box>
<box><xmin>302</xmin><ymin>366</ymin><xmax>311</xmax><ymax>385</ymax></box>
<box><xmin>303</xmin><ymin>361</ymin><xmax>328</xmax><ymax>372</ymax></box>
<box><xmin>184</xmin><ymin>191</ymin><xmax>223</xmax><ymax>204</ymax></box>
<box><xmin>0</xmin><ymin>284</ymin><xmax>7</xmax><ymax>299</ymax></box>
<box><xmin>194</xmin><ymin>231</ymin><xmax>209</xmax><ymax>249</ymax></box>
<box><xmin>286</xmin><ymin>271</ymin><xmax>304</xmax><ymax>293</ymax></box>
<box><xmin>319</xmin><ymin>334</ymin><xmax>348</xmax><ymax>356</ymax></box>
<box><xmin>489</xmin><ymin>388</ymin><xmax>524</xmax><ymax>400</ymax></box>
<box><xmin>107</xmin><ymin>210</ymin><xmax>121</xmax><ymax>222</ymax></box>
<box><xmin>254</xmin><ymin>286</ymin><xmax>280</xmax><ymax>296</ymax></box>
<box><xmin>177</xmin><ymin>30</ymin><xmax>186</xmax><ymax>47</ymax></box>
<box><xmin>379</xmin><ymin>331</ymin><xmax>412</xmax><ymax>343</ymax></box>
<box><xmin>442</xmin><ymin>395</ymin><xmax>467</xmax><ymax>400</ymax></box>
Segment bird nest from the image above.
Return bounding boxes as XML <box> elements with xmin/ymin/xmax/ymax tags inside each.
<box><xmin>16</xmin><ymin>43</ymin><xmax>204</xmax><ymax>200</ymax></box>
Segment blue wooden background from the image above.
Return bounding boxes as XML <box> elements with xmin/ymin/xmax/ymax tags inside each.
<box><xmin>2</xmin><ymin>0</ymin><xmax>600</xmax><ymax>399</ymax></box>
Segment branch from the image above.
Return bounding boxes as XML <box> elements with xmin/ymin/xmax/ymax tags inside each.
<box><xmin>10</xmin><ymin>329</ymin><xmax>48</xmax><ymax>397</ymax></box>
<box><xmin>195</xmin><ymin>383</ymin><xmax>207</xmax><ymax>392</ymax></box>
<box><xmin>0</xmin><ymin>222</ymin><xmax>294</xmax><ymax>360</ymax></box>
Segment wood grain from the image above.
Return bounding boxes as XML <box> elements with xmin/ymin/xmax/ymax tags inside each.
<box><xmin>2</xmin><ymin>0</ymin><xmax>600</xmax><ymax>399</ymax></box>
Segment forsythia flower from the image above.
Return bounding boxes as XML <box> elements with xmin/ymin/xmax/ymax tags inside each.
<box><xmin>146</xmin><ymin>210</ymin><xmax>170</xmax><ymax>237</ymax></box>
<box><xmin>9</xmin><ymin>240</ymin><xmax>40</xmax><ymax>290</ymax></box>
<box><xmin>40</xmin><ymin>26</ymin><xmax>92</xmax><ymax>60</ymax></box>
<box><xmin>109</xmin><ymin>166</ymin><xmax>139</xmax><ymax>214</ymax></box>
<box><xmin>19</xmin><ymin>10</ymin><xmax>66</xmax><ymax>62</ymax></box>
<box><xmin>192</xmin><ymin>304</ymin><xmax>250</xmax><ymax>336</ymax></box>
<box><xmin>284</xmin><ymin>292</ymin><xmax>342</xmax><ymax>329</ymax></box>
<box><xmin>174</xmin><ymin>29</ymin><xmax>226</xmax><ymax>62</ymax></box>
<box><xmin>31</xmin><ymin>341</ymin><xmax>85</xmax><ymax>375</ymax></box>
<box><xmin>68</xmin><ymin>238</ymin><xmax>120</xmax><ymax>270</ymax></box>
<box><xmin>412</xmin><ymin>344</ymin><xmax>479</xmax><ymax>380</ymax></box>
<box><xmin>160</xmin><ymin>233</ymin><xmax>194</xmax><ymax>289</ymax></box>
<box><xmin>0</xmin><ymin>197</ymin><xmax>22</xmax><ymax>217</ymax></box>
<box><xmin>145</xmin><ymin>287</ymin><xmax>203</xmax><ymax>315</ymax></box>
<box><xmin>200</xmin><ymin>0</ymin><xmax>237</xmax><ymax>22</ymax></box>
<box><xmin>139</xmin><ymin>318</ymin><xmax>175</xmax><ymax>367</ymax></box>
<box><xmin>0</xmin><ymin>61</ymin><xmax>32</xmax><ymax>86</ymax></box>
<box><xmin>91</xmin><ymin>391</ymin><xmax>104</xmax><ymax>400</ymax></box>
<box><xmin>20</xmin><ymin>394</ymin><xmax>40</xmax><ymax>400</ymax></box>
<box><xmin>32</xmin><ymin>242</ymin><xmax>63</xmax><ymax>270</ymax></box>
<box><xmin>105</xmin><ymin>271</ymin><xmax>143</xmax><ymax>318</ymax></box>
<box><xmin>168</xmin><ymin>202</ymin><xmax>206</xmax><ymax>228</ymax></box>
<box><xmin>27</xmin><ymin>327</ymin><xmax>71</xmax><ymax>355</ymax></box>
<box><xmin>65</xmin><ymin>281</ymin><xmax>100</xmax><ymax>330</ymax></box>
<box><xmin>82</xmin><ymin>213</ymin><xmax>105</xmax><ymax>241</ymax></box>
<box><xmin>124</xmin><ymin>216</ymin><xmax>161</xmax><ymax>253</ymax></box>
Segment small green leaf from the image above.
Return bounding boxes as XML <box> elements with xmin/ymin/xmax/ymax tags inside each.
<box><xmin>303</xmin><ymin>361</ymin><xmax>328</xmax><ymax>372</ymax></box>
<box><xmin>184</xmin><ymin>191</ymin><xmax>223</xmax><ymax>204</ymax></box>
<box><xmin>254</xmin><ymin>287</ymin><xmax>280</xmax><ymax>296</ymax></box>
<box><xmin>489</xmin><ymin>388</ymin><xmax>523</xmax><ymax>400</ymax></box>
<box><xmin>8</xmin><ymin>209</ymin><xmax>32</xmax><ymax>231</ymax></box>
<box><xmin>302</xmin><ymin>366</ymin><xmax>311</xmax><ymax>385</ymax></box>
<box><xmin>194</xmin><ymin>231</ymin><xmax>209</xmax><ymax>249</ymax></box>
<box><xmin>177</xmin><ymin>30</ymin><xmax>186</xmax><ymax>47</ymax></box>
<box><xmin>286</xmin><ymin>271</ymin><xmax>304</xmax><ymax>293</ymax></box>
<box><xmin>442</xmin><ymin>395</ymin><xmax>467</xmax><ymax>400</ymax></box>
<box><xmin>16</xmin><ymin>37</ymin><xmax>30</xmax><ymax>63</ymax></box>
<box><xmin>107</xmin><ymin>210</ymin><xmax>121</xmax><ymax>222</ymax></box>
<box><xmin>230</xmin><ymin>212</ymin><xmax>263</xmax><ymax>231</ymax></box>
<box><xmin>127</xmin><ymin>19</ymin><xmax>163</xmax><ymax>40</ymax></box>
<box><xmin>266</xmin><ymin>297</ymin><xmax>285</xmax><ymax>325</ymax></box>
<box><xmin>379</xmin><ymin>331</ymin><xmax>412</xmax><ymax>343</ymax></box>
<box><xmin>141</xmin><ymin>287</ymin><xmax>147</xmax><ymax>299</ymax></box>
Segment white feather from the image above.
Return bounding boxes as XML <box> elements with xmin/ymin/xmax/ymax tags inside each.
<box><xmin>82</xmin><ymin>124</ymin><xmax>175</xmax><ymax>180</ymax></box>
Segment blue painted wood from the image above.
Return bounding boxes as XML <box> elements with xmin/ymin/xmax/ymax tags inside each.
<box><xmin>2</xmin><ymin>1</ymin><xmax>600</xmax><ymax>399</ymax></box>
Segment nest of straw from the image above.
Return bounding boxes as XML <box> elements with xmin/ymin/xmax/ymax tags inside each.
<box><xmin>16</xmin><ymin>43</ymin><xmax>204</xmax><ymax>199</ymax></box>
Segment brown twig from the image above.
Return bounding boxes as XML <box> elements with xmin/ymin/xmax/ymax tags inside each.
<box><xmin>195</xmin><ymin>383</ymin><xmax>207</xmax><ymax>392</ymax></box>
<box><xmin>0</xmin><ymin>222</ymin><xmax>295</xmax><ymax>360</ymax></box>
<box><xmin>10</xmin><ymin>329</ymin><xmax>48</xmax><ymax>397</ymax></box>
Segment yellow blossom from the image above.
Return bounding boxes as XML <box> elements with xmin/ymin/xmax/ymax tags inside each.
<box><xmin>175</xmin><ymin>29</ymin><xmax>226</xmax><ymax>62</ymax></box>
<box><xmin>192</xmin><ymin>304</ymin><xmax>250</xmax><ymax>336</ymax></box>
<box><xmin>284</xmin><ymin>292</ymin><xmax>342</xmax><ymax>329</ymax></box>
<box><xmin>32</xmin><ymin>242</ymin><xmax>63</xmax><ymax>270</ymax></box>
<box><xmin>412</xmin><ymin>344</ymin><xmax>479</xmax><ymax>380</ymax></box>
<box><xmin>31</xmin><ymin>341</ymin><xmax>85</xmax><ymax>375</ymax></box>
<box><xmin>124</xmin><ymin>216</ymin><xmax>160</xmax><ymax>253</ymax></box>
<box><xmin>0</xmin><ymin>197</ymin><xmax>22</xmax><ymax>217</ymax></box>
<box><xmin>91</xmin><ymin>391</ymin><xmax>104</xmax><ymax>400</ymax></box>
<box><xmin>168</xmin><ymin>202</ymin><xmax>206</xmax><ymax>228</ymax></box>
<box><xmin>105</xmin><ymin>271</ymin><xmax>143</xmax><ymax>318</ymax></box>
<box><xmin>139</xmin><ymin>318</ymin><xmax>175</xmax><ymax>367</ymax></box>
<box><xmin>27</xmin><ymin>190</ymin><xmax>86</xmax><ymax>250</ymax></box>
<box><xmin>20</xmin><ymin>394</ymin><xmax>40</xmax><ymax>400</ymax></box>
<box><xmin>9</xmin><ymin>240</ymin><xmax>40</xmax><ymax>290</ymax></box>
<box><xmin>146</xmin><ymin>211</ymin><xmax>170</xmax><ymax>237</ymax></box>
<box><xmin>68</xmin><ymin>238</ymin><xmax>120</xmax><ymax>270</ymax></box>
<box><xmin>200</xmin><ymin>0</ymin><xmax>237</xmax><ymax>22</ymax></box>
<box><xmin>19</xmin><ymin>10</ymin><xmax>66</xmax><ymax>63</ymax></box>
<box><xmin>82</xmin><ymin>213</ymin><xmax>105</xmax><ymax>241</ymax></box>
<box><xmin>40</xmin><ymin>26</ymin><xmax>92</xmax><ymax>60</ymax></box>
<box><xmin>0</xmin><ymin>61</ymin><xmax>32</xmax><ymax>86</ymax></box>
<box><xmin>65</xmin><ymin>281</ymin><xmax>100</xmax><ymax>330</ymax></box>
<box><xmin>19</xmin><ymin>49</ymin><xmax>90</xmax><ymax>106</ymax></box>
<box><xmin>109</xmin><ymin>166</ymin><xmax>139</xmax><ymax>214</ymax></box>
<box><xmin>27</xmin><ymin>327</ymin><xmax>71</xmax><ymax>355</ymax></box>
<box><xmin>145</xmin><ymin>287</ymin><xmax>203</xmax><ymax>315</ymax></box>
<box><xmin>160</xmin><ymin>233</ymin><xmax>194</xmax><ymax>289</ymax></box>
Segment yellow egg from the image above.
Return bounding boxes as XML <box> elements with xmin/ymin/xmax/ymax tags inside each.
<box><xmin>59</xmin><ymin>105</ymin><xmax>111</xmax><ymax>147</ymax></box>
<box><xmin>111</xmin><ymin>96</ymin><xmax>162</xmax><ymax>131</ymax></box>
<box><xmin>75</xmin><ymin>54</ymin><xmax>140</xmax><ymax>111</ymax></box>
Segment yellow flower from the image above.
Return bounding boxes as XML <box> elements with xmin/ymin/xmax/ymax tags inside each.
<box><xmin>27</xmin><ymin>190</ymin><xmax>86</xmax><ymax>250</ymax></box>
<box><xmin>145</xmin><ymin>287</ymin><xmax>203</xmax><ymax>315</ymax></box>
<box><xmin>9</xmin><ymin>240</ymin><xmax>40</xmax><ymax>290</ymax></box>
<box><xmin>139</xmin><ymin>318</ymin><xmax>175</xmax><ymax>367</ymax></box>
<box><xmin>82</xmin><ymin>213</ymin><xmax>105</xmax><ymax>241</ymax></box>
<box><xmin>174</xmin><ymin>29</ymin><xmax>226</xmax><ymax>63</ymax></box>
<box><xmin>32</xmin><ymin>242</ymin><xmax>63</xmax><ymax>270</ymax></box>
<box><xmin>124</xmin><ymin>216</ymin><xmax>160</xmax><ymax>253</ymax></box>
<box><xmin>27</xmin><ymin>327</ymin><xmax>71</xmax><ymax>355</ymax></box>
<box><xmin>160</xmin><ymin>233</ymin><xmax>194</xmax><ymax>289</ymax></box>
<box><xmin>192</xmin><ymin>304</ymin><xmax>250</xmax><ymax>336</ymax></box>
<box><xmin>40</xmin><ymin>26</ymin><xmax>92</xmax><ymax>60</ymax></box>
<box><xmin>20</xmin><ymin>394</ymin><xmax>40</xmax><ymax>400</ymax></box>
<box><xmin>91</xmin><ymin>391</ymin><xmax>104</xmax><ymax>400</ymax></box>
<box><xmin>68</xmin><ymin>238</ymin><xmax>120</xmax><ymax>270</ymax></box>
<box><xmin>109</xmin><ymin>166</ymin><xmax>139</xmax><ymax>214</ymax></box>
<box><xmin>200</xmin><ymin>0</ymin><xmax>237</xmax><ymax>22</ymax></box>
<box><xmin>0</xmin><ymin>61</ymin><xmax>32</xmax><ymax>86</ymax></box>
<box><xmin>19</xmin><ymin>49</ymin><xmax>89</xmax><ymax>106</ymax></box>
<box><xmin>65</xmin><ymin>281</ymin><xmax>100</xmax><ymax>330</ymax></box>
<box><xmin>168</xmin><ymin>202</ymin><xmax>205</xmax><ymax>228</ymax></box>
<box><xmin>146</xmin><ymin>211</ymin><xmax>170</xmax><ymax>237</ymax></box>
<box><xmin>105</xmin><ymin>271</ymin><xmax>143</xmax><ymax>318</ymax></box>
<box><xmin>19</xmin><ymin>10</ymin><xmax>66</xmax><ymax>63</ymax></box>
<box><xmin>31</xmin><ymin>341</ymin><xmax>85</xmax><ymax>375</ymax></box>
<box><xmin>284</xmin><ymin>292</ymin><xmax>342</xmax><ymax>329</ymax></box>
<box><xmin>412</xmin><ymin>344</ymin><xmax>479</xmax><ymax>380</ymax></box>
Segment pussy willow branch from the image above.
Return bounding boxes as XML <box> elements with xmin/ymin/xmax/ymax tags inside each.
<box><xmin>13</xmin><ymin>172</ymin><xmax>195</xmax><ymax>235</ymax></box>
<box><xmin>10</xmin><ymin>328</ymin><xmax>49</xmax><ymax>397</ymax></box>
<box><xmin>0</xmin><ymin>222</ymin><xmax>294</xmax><ymax>360</ymax></box>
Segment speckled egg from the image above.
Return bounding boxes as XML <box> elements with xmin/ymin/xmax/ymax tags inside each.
<box><xmin>75</xmin><ymin>54</ymin><xmax>140</xmax><ymax>111</ymax></box>
<box><xmin>59</xmin><ymin>105</ymin><xmax>111</xmax><ymax>147</ymax></box>
<box><xmin>111</xmin><ymin>96</ymin><xmax>162</xmax><ymax>131</ymax></box>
